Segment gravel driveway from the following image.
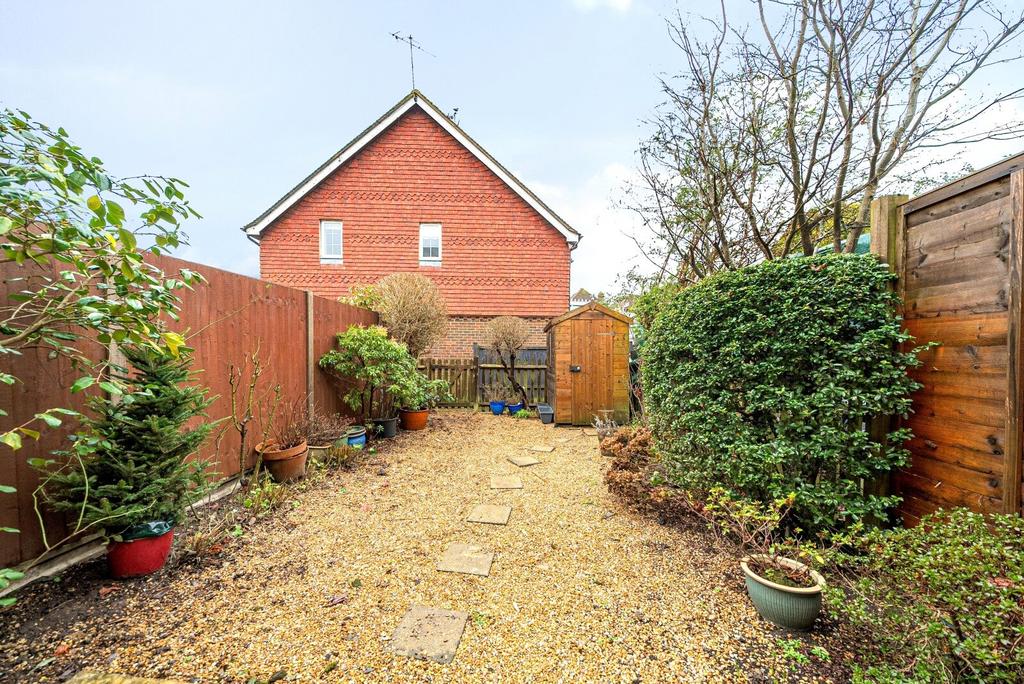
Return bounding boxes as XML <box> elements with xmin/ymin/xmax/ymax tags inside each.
<box><xmin>1</xmin><ymin>410</ymin><xmax>844</xmax><ymax>682</ymax></box>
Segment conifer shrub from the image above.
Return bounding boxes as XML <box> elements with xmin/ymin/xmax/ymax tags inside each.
<box><xmin>641</xmin><ymin>254</ymin><xmax>922</xmax><ymax>532</ymax></box>
<box><xmin>36</xmin><ymin>346</ymin><xmax>214</xmax><ymax>537</ymax></box>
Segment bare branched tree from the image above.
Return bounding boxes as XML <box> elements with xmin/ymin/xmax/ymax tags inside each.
<box><xmin>629</xmin><ymin>0</ymin><xmax>1024</xmax><ymax>282</ymax></box>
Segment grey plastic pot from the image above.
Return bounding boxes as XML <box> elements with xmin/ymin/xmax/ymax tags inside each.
<box><xmin>740</xmin><ymin>554</ymin><xmax>825</xmax><ymax>630</ymax></box>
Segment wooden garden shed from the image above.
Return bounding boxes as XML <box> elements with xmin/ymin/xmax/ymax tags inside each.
<box><xmin>544</xmin><ymin>302</ymin><xmax>631</xmax><ymax>425</ymax></box>
<box><xmin>870</xmin><ymin>152</ymin><xmax>1024</xmax><ymax>524</ymax></box>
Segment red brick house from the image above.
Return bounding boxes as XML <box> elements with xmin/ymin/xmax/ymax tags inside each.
<box><xmin>244</xmin><ymin>90</ymin><xmax>581</xmax><ymax>357</ymax></box>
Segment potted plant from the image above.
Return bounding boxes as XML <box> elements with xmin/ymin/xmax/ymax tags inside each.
<box><xmin>256</xmin><ymin>412</ymin><xmax>309</xmax><ymax>483</ymax></box>
<box><xmin>35</xmin><ymin>346</ymin><xmax>213</xmax><ymax>578</ymax></box>
<box><xmin>740</xmin><ymin>553</ymin><xmax>825</xmax><ymax>630</ymax></box>
<box><xmin>319</xmin><ymin>325</ymin><xmax>414</xmax><ymax>440</ymax></box>
<box><xmin>505</xmin><ymin>386</ymin><xmax>525</xmax><ymax>415</ymax></box>
<box><xmin>483</xmin><ymin>384</ymin><xmax>508</xmax><ymax>416</ymax></box>
<box><xmin>397</xmin><ymin>371</ymin><xmax>453</xmax><ymax>431</ymax></box>
<box><xmin>306</xmin><ymin>411</ymin><xmax>352</xmax><ymax>465</ymax></box>
<box><xmin>369</xmin><ymin>387</ymin><xmax>400</xmax><ymax>439</ymax></box>
<box><xmin>700</xmin><ymin>489</ymin><xmax>825</xmax><ymax>630</ymax></box>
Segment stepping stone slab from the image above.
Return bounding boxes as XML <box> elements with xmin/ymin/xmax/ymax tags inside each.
<box><xmin>507</xmin><ymin>455</ymin><xmax>540</xmax><ymax>467</ymax></box>
<box><xmin>389</xmin><ymin>605</ymin><xmax>468</xmax><ymax>664</ymax></box>
<box><xmin>467</xmin><ymin>503</ymin><xmax>512</xmax><ymax>525</ymax></box>
<box><xmin>529</xmin><ymin>445</ymin><xmax>555</xmax><ymax>453</ymax></box>
<box><xmin>436</xmin><ymin>542</ymin><xmax>494</xmax><ymax>576</ymax></box>
<box><xmin>490</xmin><ymin>474</ymin><xmax>523</xmax><ymax>489</ymax></box>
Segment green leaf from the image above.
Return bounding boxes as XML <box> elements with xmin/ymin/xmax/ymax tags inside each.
<box><xmin>34</xmin><ymin>413</ymin><xmax>62</xmax><ymax>428</ymax></box>
<box><xmin>98</xmin><ymin>381</ymin><xmax>123</xmax><ymax>396</ymax></box>
<box><xmin>0</xmin><ymin>217</ymin><xmax>12</xmax><ymax>235</ymax></box>
<box><xmin>17</xmin><ymin>428</ymin><xmax>40</xmax><ymax>441</ymax></box>
<box><xmin>0</xmin><ymin>527</ymin><xmax>18</xmax><ymax>534</ymax></box>
<box><xmin>1</xmin><ymin>432</ymin><xmax>22</xmax><ymax>450</ymax></box>
<box><xmin>0</xmin><ymin>485</ymin><xmax>16</xmax><ymax>494</ymax></box>
<box><xmin>70</xmin><ymin>376</ymin><xmax>95</xmax><ymax>393</ymax></box>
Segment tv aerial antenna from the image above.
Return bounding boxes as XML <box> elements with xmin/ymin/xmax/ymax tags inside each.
<box><xmin>391</xmin><ymin>32</ymin><xmax>435</xmax><ymax>90</ymax></box>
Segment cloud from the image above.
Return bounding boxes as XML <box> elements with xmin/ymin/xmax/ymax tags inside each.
<box><xmin>528</xmin><ymin>162</ymin><xmax>648</xmax><ymax>296</ymax></box>
<box><xmin>570</xmin><ymin>0</ymin><xmax>634</xmax><ymax>12</ymax></box>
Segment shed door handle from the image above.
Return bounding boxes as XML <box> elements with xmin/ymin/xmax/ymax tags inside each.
<box><xmin>570</xmin><ymin>365</ymin><xmax>581</xmax><ymax>373</ymax></box>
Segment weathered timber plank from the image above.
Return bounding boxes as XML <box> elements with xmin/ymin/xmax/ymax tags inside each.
<box><xmin>905</xmin><ymin>275</ymin><xmax>1007</xmax><ymax>318</ymax></box>
<box><xmin>914</xmin><ymin>343</ymin><xmax>1007</xmax><ymax>374</ymax></box>
<box><xmin>894</xmin><ymin>470</ymin><xmax>1002</xmax><ymax>513</ymax></box>
<box><xmin>907</xmin><ymin>369</ymin><xmax>1005</xmax><ymax>400</ymax></box>
<box><xmin>1005</xmin><ymin>169</ymin><xmax>1024</xmax><ymax>514</ymax></box>
<box><xmin>903</xmin><ymin>313</ymin><xmax>1007</xmax><ymax>347</ymax></box>
<box><xmin>908</xmin><ymin>415</ymin><xmax>1004</xmax><ymax>457</ymax></box>
<box><xmin>910</xmin><ymin>393</ymin><xmax>1005</xmax><ymax>428</ymax></box>
<box><xmin>906</xmin><ymin>436</ymin><xmax>1003</xmax><ymax>475</ymax></box>
<box><xmin>905</xmin><ymin>169</ymin><xmax>1015</xmax><ymax>220</ymax></box>
<box><xmin>907</xmin><ymin>453</ymin><xmax>1002</xmax><ymax>498</ymax></box>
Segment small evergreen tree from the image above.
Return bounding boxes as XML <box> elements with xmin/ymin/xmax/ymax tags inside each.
<box><xmin>37</xmin><ymin>346</ymin><xmax>214</xmax><ymax>537</ymax></box>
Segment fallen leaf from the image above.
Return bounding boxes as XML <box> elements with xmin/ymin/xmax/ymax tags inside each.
<box><xmin>325</xmin><ymin>594</ymin><xmax>349</xmax><ymax>607</ymax></box>
<box><xmin>98</xmin><ymin>585</ymin><xmax>119</xmax><ymax>597</ymax></box>
<box><xmin>53</xmin><ymin>644</ymin><xmax>70</xmax><ymax>657</ymax></box>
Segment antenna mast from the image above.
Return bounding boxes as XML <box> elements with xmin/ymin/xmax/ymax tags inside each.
<box><xmin>390</xmin><ymin>32</ymin><xmax>435</xmax><ymax>90</ymax></box>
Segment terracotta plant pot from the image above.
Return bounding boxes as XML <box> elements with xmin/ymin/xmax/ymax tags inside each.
<box><xmin>399</xmin><ymin>408</ymin><xmax>429</xmax><ymax>431</ymax></box>
<box><xmin>107</xmin><ymin>527</ymin><xmax>174</xmax><ymax>578</ymax></box>
<box><xmin>257</xmin><ymin>439</ymin><xmax>309</xmax><ymax>483</ymax></box>
<box><xmin>740</xmin><ymin>554</ymin><xmax>825</xmax><ymax>630</ymax></box>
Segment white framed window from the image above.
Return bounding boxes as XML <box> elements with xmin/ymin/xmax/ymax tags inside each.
<box><xmin>320</xmin><ymin>220</ymin><xmax>343</xmax><ymax>263</ymax></box>
<box><xmin>419</xmin><ymin>223</ymin><xmax>442</xmax><ymax>266</ymax></box>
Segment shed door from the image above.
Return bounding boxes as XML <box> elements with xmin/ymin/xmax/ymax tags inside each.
<box><xmin>570</xmin><ymin>317</ymin><xmax>614</xmax><ymax>425</ymax></box>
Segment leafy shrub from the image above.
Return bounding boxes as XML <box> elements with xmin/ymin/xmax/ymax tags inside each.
<box><xmin>35</xmin><ymin>346</ymin><xmax>214</xmax><ymax>537</ymax></box>
<box><xmin>396</xmin><ymin>369</ymin><xmax>452</xmax><ymax>410</ymax></box>
<box><xmin>319</xmin><ymin>325</ymin><xmax>417</xmax><ymax>421</ymax></box>
<box><xmin>829</xmin><ymin>509</ymin><xmax>1024</xmax><ymax>682</ymax></box>
<box><xmin>641</xmin><ymin>254</ymin><xmax>922</xmax><ymax>532</ymax></box>
<box><xmin>345</xmin><ymin>273</ymin><xmax>448</xmax><ymax>358</ymax></box>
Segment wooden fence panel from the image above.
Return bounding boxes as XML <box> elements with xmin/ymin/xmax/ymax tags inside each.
<box><xmin>475</xmin><ymin>346</ymin><xmax>548</xmax><ymax>407</ymax></box>
<box><xmin>0</xmin><ymin>254</ymin><xmax>375</xmax><ymax>567</ymax></box>
<box><xmin>418</xmin><ymin>358</ymin><xmax>477</xmax><ymax>407</ymax></box>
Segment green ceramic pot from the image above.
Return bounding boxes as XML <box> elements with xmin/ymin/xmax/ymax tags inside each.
<box><xmin>740</xmin><ymin>554</ymin><xmax>825</xmax><ymax>630</ymax></box>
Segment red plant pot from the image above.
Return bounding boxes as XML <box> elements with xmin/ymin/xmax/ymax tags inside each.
<box><xmin>107</xmin><ymin>528</ymin><xmax>174</xmax><ymax>578</ymax></box>
<box><xmin>399</xmin><ymin>408</ymin><xmax>429</xmax><ymax>431</ymax></box>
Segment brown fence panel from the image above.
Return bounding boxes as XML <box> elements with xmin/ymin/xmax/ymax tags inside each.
<box><xmin>475</xmin><ymin>346</ymin><xmax>548</xmax><ymax>407</ymax></box>
<box><xmin>1</xmin><ymin>254</ymin><xmax>375</xmax><ymax>567</ymax></box>
<box><xmin>419</xmin><ymin>358</ymin><xmax>477</xmax><ymax>407</ymax></box>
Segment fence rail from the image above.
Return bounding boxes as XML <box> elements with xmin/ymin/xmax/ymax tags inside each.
<box><xmin>418</xmin><ymin>347</ymin><xmax>549</xmax><ymax>408</ymax></box>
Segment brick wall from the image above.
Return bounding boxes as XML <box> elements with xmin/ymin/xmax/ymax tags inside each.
<box><xmin>425</xmin><ymin>315</ymin><xmax>548</xmax><ymax>359</ymax></box>
<box><xmin>257</xmin><ymin>105</ymin><xmax>571</xmax><ymax>319</ymax></box>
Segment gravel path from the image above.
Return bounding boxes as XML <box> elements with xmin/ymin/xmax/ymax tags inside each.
<box><xmin>2</xmin><ymin>411</ymin><xmax>843</xmax><ymax>682</ymax></box>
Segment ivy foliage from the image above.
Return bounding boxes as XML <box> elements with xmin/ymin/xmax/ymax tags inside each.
<box><xmin>641</xmin><ymin>254</ymin><xmax>923</xmax><ymax>532</ymax></box>
<box><xmin>34</xmin><ymin>346</ymin><xmax>214</xmax><ymax>538</ymax></box>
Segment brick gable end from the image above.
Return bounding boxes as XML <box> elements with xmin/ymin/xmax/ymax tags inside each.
<box><xmin>258</xmin><ymin>106</ymin><xmax>571</xmax><ymax>317</ymax></box>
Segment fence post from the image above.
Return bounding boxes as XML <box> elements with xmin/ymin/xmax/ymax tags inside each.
<box><xmin>866</xmin><ymin>194</ymin><xmax>909</xmax><ymax>517</ymax></box>
<box><xmin>306</xmin><ymin>290</ymin><xmax>314</xmax><ymax>420</ymax></box>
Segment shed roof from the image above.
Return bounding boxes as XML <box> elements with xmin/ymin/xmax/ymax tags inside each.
<box><xmin>543</xmin><ymin>301</ymin><xmax>632</xmax><ymax>332</ymax></box>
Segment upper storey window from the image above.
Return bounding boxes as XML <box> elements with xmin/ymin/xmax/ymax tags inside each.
<box><xmin>419</xmin><ymin>223</ymin><xmax>441</xmax><ymax>266</ymax></box>
<box><xmin>320</xmin><ymin>220</ymin><xmax>343</xmax><ymax>263</ymax></box>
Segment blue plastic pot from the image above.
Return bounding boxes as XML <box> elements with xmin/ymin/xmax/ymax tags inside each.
<box><xmin>346</xmin><ymin>426</ymin><xmax>367</xmax><ymax>448</ymax></box>
<box><xmin>506</xmin><ymin>402</ymin><xmax>525</xmax><ymax>415</ymax></box>
<box><xmin>489</xmin><ymin>401</ymin><xmax>507</xmax><ymax>415</ymax></box>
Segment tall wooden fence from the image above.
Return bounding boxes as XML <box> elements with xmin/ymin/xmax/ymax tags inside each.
<box><xmin>417</xmin><ymin>347</ymin><xmax>549</xmax><ymax>408</ymax></box>
<box><xmin>871</xmin><ymin>153</ymin><xmax>1024</xmax><ymax>525</ymax></box>
<box><xmin>0</xmin><ymin>254</ymin><xmax>376</xmax><ymax>567</ymax></box>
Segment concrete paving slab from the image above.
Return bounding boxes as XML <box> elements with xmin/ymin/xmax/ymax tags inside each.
<box><xmin>389</xmin><ymin>605</ymin><xmax>468</xmax><ymax>664</ymax></box>
<box><xmin>490</xmin><ymin>475</ymin><xmax>523</xmax><ymax>489</ymax></box>
<box><xmin>507</xmin><ymin>455</ymin><xmax>540</xmax><ymax>467</ymax></box>
<box><xmin>436</xmin><ymin>542</ymin><xmax>493</xmax><ymax>576</ymax></box>
<box><xmin>467</xmin><ymin>503</ymin><xmax>512</xmax><ymax>525</ymax></box>
<box><xmin>529</xmin><ymin>445</ymin><xmax>555</xmax><ymax>453</ymax></box>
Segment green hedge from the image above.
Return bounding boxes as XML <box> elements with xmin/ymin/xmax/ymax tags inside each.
<box><xmin>641</xmin><ymin>254</ymin><xmax>922</xmax><ymax>532</ymax></box>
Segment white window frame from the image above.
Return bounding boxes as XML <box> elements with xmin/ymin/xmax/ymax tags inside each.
<box><xmin>320</xmin><ymin>220</ymin><xmax>343</xmax><ymax>263</ymax></box>
<box><xmin>419</xmin><ymin>223</ymin><xmax>442</xmax><ymax>266</ymax></box>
